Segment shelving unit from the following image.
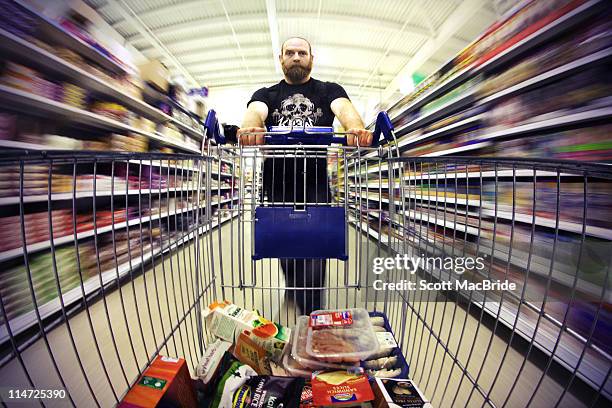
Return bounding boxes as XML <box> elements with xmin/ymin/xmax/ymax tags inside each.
<box><xmin>0</xmin><ymin>28</ymin><xmax>204</xmax><ymax>141</ymax></box>
<box><xmin>0</xmin><ymin>211</ymin><xmax>239</xmax><ymax>343</ymax></box>
<box><xmin>0</xmin><ymin>196</ymin><xmax>239</xmax><ymax>263</ymax></box>
<box><xmin>13</xmin><ymin>0</ymin><xmax>130</xmax><ymax>76</ymax></box>
<box><xmin>0</xmin><ymin>1</ymin><xmax>243</xmax><ymax>352</ymax></box>
<box><xmin>340</xmin><ymin>0</ymin><xmax>612</xmax><ymax>397</ymax></box>
<box><xmin>0</xmin><ymin>85</ymin><xmax>201</xmax><ymax>154</ymax></box>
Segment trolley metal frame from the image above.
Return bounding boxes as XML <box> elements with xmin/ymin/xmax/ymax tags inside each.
<box><xmin>0</xmin><ymin>114</ymin><xmax>610</xmax><ymax>407</ymax></box>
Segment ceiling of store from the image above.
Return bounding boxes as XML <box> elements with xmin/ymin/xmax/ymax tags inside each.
<box><xmin>85</xmin><ymin>0</ymin><xmax>509</xmax><ymax>100</ymax></box>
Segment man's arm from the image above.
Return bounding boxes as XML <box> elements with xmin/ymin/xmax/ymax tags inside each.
<box><xmin>238</xmin><ymin>101</ymin><xmax>268</xmax><ymax>145</ymax></box>
<box><xmin>330</xmin><ymin>97</ymin><xmax>373</xmax><ymax>146</ymax></box>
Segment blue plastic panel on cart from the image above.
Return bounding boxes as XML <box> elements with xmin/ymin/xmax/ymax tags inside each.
<box><xmin>266</xmin><ymin>126</ymin><xmax>342</xmax><ymax>145</ymax></box>
<box><xmin>253</xmin><ymin>206</ymin><xmax>347</xmax><ymax>260</ymax></box>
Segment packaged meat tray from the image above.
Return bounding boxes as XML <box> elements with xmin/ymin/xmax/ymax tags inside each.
<box><xmin>306</xmin><ymin>308</ymin><xmax>379</xmax><ymax>363</ymax></box>
<box><xmin>292</xmin><ymin>316</ymin><xmax>357</xmax><ymax>370</ymax></box>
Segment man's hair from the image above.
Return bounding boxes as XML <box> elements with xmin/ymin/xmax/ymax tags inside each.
<box><xmin>281</xmin><ymin>37</ymin><xmax>312</xmax><ymax>55</ymax></box>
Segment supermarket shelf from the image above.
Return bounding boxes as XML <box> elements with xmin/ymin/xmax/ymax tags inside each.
<box><xmin>0</xmin><ymin>188</ymin><xmax>202</xmax><ymax>205</ymax></box>
<box><xmin>403</xmin><ymin>210</ymin><xmax>481</xmax><ymax>236</ymax></box>
<box><xmin>420</xmin><ymin>141</ymin><xmax>491</xmax><ymax>157</ymax></box>
<box><xmin>0</xmin><ymin>212</ymin><xmax>239</xmax><ymax>343</ymax></box>
<box><xmin>476</xmin><ymin>106</ymin><xmax>612</xmax><ymax>143</ymax></box>
<box><xmin>479</xmin><ymin>47</ymin><xmax>612</xmax><ymax>107</ymax></box>
<box><xmin>0</xmin><ymin>197</ymin><xmax>238</xmax><ymax>263</ymax></box>
<box><xmin>474</xmin><ymin>298</ymin><xmax>611</xmax><ymax>397</ymax></box>
<box><xmin>404</xmin><ymin>169</ymin><xmax>565</xmax><ymax>181</ymax></box>
<box><xmin>127</xmin><ymin>159</ymin><xmax>199</xmax><ymax>172</ymax></box>
<box><xmin>383</xmin><ymin>66</ymin><xmax>475</xmax><ymax>129</ymax></box>
<box><xmin>472</xmin><ymin>0</ymin><xmax>604</xmax><ymax>76</ymax></box>
<box><xmin>474</xmin><ymin>243</ymin><xmax>609</xmax><ymax>300</ymax></box>
<box><xmin>350</xmin><ymin>170</ymin><xmax>566</xmax><ymax>185</ymax></box>
<box><xmin>395</xmin><ymin>87</ymin><xmax>478</xmax><ymax>136</ymax></box>
<box><xmin>348</xmin><ymin>218</ymin><xmax>389</xmax><ymax>244</ymax></box>
<box><xmin>349</xmin><ymin>191</ymin><xmax>480</xmax><ymax>207</ymax></box>
<box><xmin>346</xmin><ymin>162</ymin><xmax>404</xmax><ymax>177</ymax></box>
<box><xmin>353</xmin><ymin>218</ymin><xmax>610</xmax><ymax>395</ymax></box>
<box><xmin>397</xmin><ymin>114</ymin><xmax>485</xmax><ymax>150</ymax></box>
<box><xmin>0</xmin><ymin>139</ymin><xmax>66</xmax><ymax>151</ymax></box>
<box><xmin>481</xmin><ymin>209</ymin><xmax>612</xmax><ymax>240</ymax></box>
<box><xmin>376</xmin><ymin>0</ymin><xmax>604</xmax><ymax>128</ymax></box>
<box><xmin>0</xmin><ymin>28</ymin><xmax>204</xmax><ymax>140</ymax></box>
<box><xmin>14</xmin><ymin>0</ymin><xmax>129</xmax><ymax>75</ymax></box>
<box><xmin>0</xmin><ymin>85</ymin><xmax>201</xmax><ymax>154</ymax></box>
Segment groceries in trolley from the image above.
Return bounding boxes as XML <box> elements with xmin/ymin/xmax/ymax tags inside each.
<box><xmin>154</xmin><ymin>303</ymin><xmax>412</xmax><ymax>407</ymax></box>
<box><xmin>119</xmin><ymin>355</ymin><xmax>198</xmax><ymax>408</ymax></box>
<box><xmin>119</xmin><ymin>303</ymin><xmax>415</xmax><ymax>406</ymax></box>
<box><xmin>371</xmin><ymin>378</ymin><xmax>431</xmax><ymax>408</ymax></box>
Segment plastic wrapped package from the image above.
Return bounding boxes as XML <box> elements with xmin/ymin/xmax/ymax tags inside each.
<box><xmin>306</xmin><ymin>308</ymin><xmax>379</xmax><ymax>363</ymax></box>
<box><xmin>292</xmin><ymin>316</ymin><xmax>357</xmax><ymax>370</ymax></box>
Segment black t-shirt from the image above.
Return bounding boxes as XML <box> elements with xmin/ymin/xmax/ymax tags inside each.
<box><xmin>248</xmin><ymin>78</ymin><xmax>349</xmax><ymax>204</ymax></box>
<box><xmin>248</xmin><ymin>78</ymin><xmax>349</xmax><ymax>127</ymax></box>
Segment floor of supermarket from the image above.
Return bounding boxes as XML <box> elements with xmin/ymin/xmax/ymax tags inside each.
<box><xmin>0</xmin><ymin>213</ymin><xmax>591</xmax><ymax>408</ymax></box>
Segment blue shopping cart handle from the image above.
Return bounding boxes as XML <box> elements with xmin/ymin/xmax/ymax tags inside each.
<box><xmin>204</xmin><ymin>109</ymin><xmax>225</xmax><ymax>144</ymax></box>
<box><xmin>265</xmin><ymin>126</ymin><xmax>348</xmax><ymax>145</ymax></box>
<box><xmin>372</xmin><ymin>111</ymin><xmax>395</xmax><ymax>147</ymax></box>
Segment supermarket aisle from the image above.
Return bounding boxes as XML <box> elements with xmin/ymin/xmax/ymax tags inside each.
<box><xmin>0</xmin><ymin>213</ymin><xmax>597</xmax><ymax>407</ymax></box>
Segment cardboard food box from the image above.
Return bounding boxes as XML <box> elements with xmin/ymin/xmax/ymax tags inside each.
<box><xmin>311</xmin><ymin>370</ymin><xmax>374</xmax><ymax>406</ymax></box>
<box><xmin>119</xmin><ymin>355</ymin><xmax>197</xmax><ymax>408</ymax></box>
<box><xmin>138</xmin><ymin>60</ymin><xmax>169</xmax><ymax>92</ymax></box>
<box><xmin>202</xmin><ymin>301</ymin><xmax>290</xmax><ymax>361</ymax></box>
<box><xmin>372</xmin><ymin>378</ymin><xmax>432</xmax><ymax>408</ymax></box>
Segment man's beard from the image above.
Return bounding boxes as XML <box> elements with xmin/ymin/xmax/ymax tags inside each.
<box><xmin>282</xmin><ymin>60</ymin><xmax>312</xmax><ymax>83</ymax></box>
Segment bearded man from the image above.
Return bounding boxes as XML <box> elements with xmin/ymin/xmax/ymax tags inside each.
<box><xmin>237</xmin><ymin>37</ymin><xmax>372</xmax><ymax>314</ymax></box>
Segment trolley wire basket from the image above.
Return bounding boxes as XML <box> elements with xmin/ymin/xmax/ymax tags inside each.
<box><xmin>0</xmin><ymin>121</ymin><xmax>610</xmax><ymax>407</ymax></box>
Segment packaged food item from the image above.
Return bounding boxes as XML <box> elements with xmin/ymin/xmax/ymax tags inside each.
<box><xmin>293</xmin><ymin>316</ymin><xmax>357</xmax><ymax>370</ymax></box>
<box><xmin>307</xmin><ymin>309</ymin><xmax>379</xmax><ymax>363</ymax></box>
<box><xmin>363</xmin><ymin>356</ymin><xmax>398</xmax><ymax>370</ymax></box>
<box><xmin>233</xmin><ymin>375</ymin><xmax>305</xmax><ymax>408</ymax></box>
<box><xmin>195</xmin><ymin>339</ymin><xmax>232</xmax><ymax>388</ymax></box>
<box><xmin>207</xmin><ymin>352</ymin><xmax>257</xmax><ymax>408</ymax></box>
<box><xmin>368</xmin><ymin>332</ymin><xmax>397</xmax><ymax>360</ymax></box>
<box><xmin>202</xmin><ymin>301</ymin><xmax>268</xmax><ymax>343</ymax></box>
<box><xmin>311</xmin><ymin>369</ymin><xmax>374</xmax><ymax>406</ymax></box>
<box><xmin>372</xmin><ymin>378</ymin><xmax>430</xmax><ymax>407</ymax></box>
<box><xmin>300</xmin><ymin>384</ymin><xmax>314</xmax><ymax>408</ymax></box>
<box><xmin>204</xmin><ymin>301</ymin><xmax>291</xmax><ymax>363</ymax></box>
<box><xmin>248</xmin><ymin>320</ymin><xmax>291</xmax><ymax>363</ymax></box>
<box><xmin>283</xmin><ymin>351</ymin><xmax>313</xmax><ymax>378</ymax></box>
<box><xmin>118</xmin><ymin>355</ymin><xmax>197</xmax><ymax>408</ymax></box>
<box><xmin>234</xmin><ymin>329</ymin><xmax>272</xmax><ymax>375</ymax></box>
<box><xmin>367</xmin><ymin>368</ymin><xmax>403</xmax><ymax>378</ymax></box>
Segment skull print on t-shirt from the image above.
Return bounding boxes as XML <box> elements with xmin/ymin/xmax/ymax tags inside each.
<box><xmin>248</xmin><ymin>78</ymin><xmax>349</xmax><ymax>128</ymax></box>
<box><xmin>271</xmin><ymin>93</ymin><xmax>323</xmax><ymax>127</ymax></box>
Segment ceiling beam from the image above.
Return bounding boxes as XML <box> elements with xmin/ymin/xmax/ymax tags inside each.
<box><xmin>187</xmin><ymin>58</ymin><xmax>395</xmax><ymax>75</ymax></box>
<box><xmin>142</xmin><ymin>37</ymin><xmax>417</xmax><ymax>61</ymax></box>
<box><xmin>381</xmin><ymin>0</ymin><xmax>487</xmax><ymax>102</ymax></box>
<box><xmin>123</xmin><ymin>12</ymin><xmax>433</xmax><ymax>43</ymax></box>
<box><xmin>102</xmin><ymin>0</ymin><xmax>219</xmax><ymax>26</ymax></box>
<box><xmin>265</xmin><ymin>0</ymin><xmax>281</xmax><ymax>74</ymax></box>
<box><xmin>104</xmin><ymin>0</ymin><xmax>199</xmax><ymax>87</ymax></box>
<box><xmin>192</xmin><ymin>67</ymin><xmax>395</xmax><ymax>81</ymax></box>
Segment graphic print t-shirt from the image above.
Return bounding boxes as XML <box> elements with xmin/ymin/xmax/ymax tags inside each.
<box><xmin>248</xmin><ymin>78</ymin><xmax>349</xmax><ymax>204</ymax></box>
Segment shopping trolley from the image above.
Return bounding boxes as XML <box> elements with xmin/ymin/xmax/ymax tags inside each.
<box><xmin>0</xmin><ymin>112</ymin><xmax>610</xmax><ymax>407</ymax></box>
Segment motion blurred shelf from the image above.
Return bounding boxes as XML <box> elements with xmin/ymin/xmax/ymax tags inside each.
<box><xmin>0</xmin><ymin>85</ymin><xmax>201</xmax><ymax>153</ymax></box>
<box><xmin>0</xmin><ymin>211</ymin><xmax>239</xmax><ymax>343</ymax></box>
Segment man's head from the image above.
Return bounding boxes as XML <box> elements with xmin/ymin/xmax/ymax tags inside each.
<box><xmin>279</xmin><ymin>37</ymin><xmax>313</xmax><ymax>84</ymax></box>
